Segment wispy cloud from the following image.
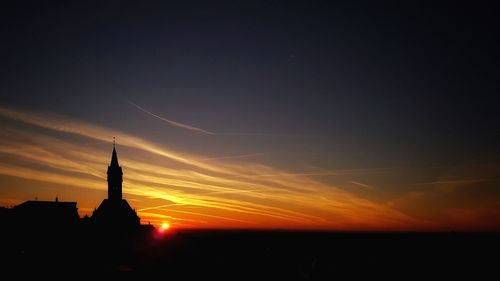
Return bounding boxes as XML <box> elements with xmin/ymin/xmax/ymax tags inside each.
<box><xmin>201</xmin><ymin>152</ymin><xmax>268</xmax><ymax>161</ymax></box>
<box><xmin>127</xmin><ymin>100</ymin><xmax>215</xmax><ymax>135</ymax></box>
<box><xmin>413</xmin><ymin>179</ymin><xmax>485</xmax><ymax>185</ymax></box>
<box><xmin>350</xmin><ymin>181</ymin><xmax>376</xmax><ymax>191</ymax></box>
<box><xmin>127</xmin><ymin>100</ymin><xmax>311</xmax><ymax>138</ymax></box>
<box><xmin>217</xmin><ymin>133</ymin><xmax>311</xmax><ymax>137</ymax></box>
<box><xmin>0</xmin><ymin>106</ymin><xmax>429</xmax><ymax>230</ymax></box>
<box><xmin>388</xmin><ymin>175</ymin><xmax>500</xmax><ymax>231</ymax></box>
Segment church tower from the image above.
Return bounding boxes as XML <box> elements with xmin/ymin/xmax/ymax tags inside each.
<box><xmin>107</xmin><ymin>143</ymin><xmax>123</xmax><ymax>201</ymax></box>
<box><xmin>92</xmin><ymin>140</ymin><xmax>140</xmax><ymax>229</ymax></box>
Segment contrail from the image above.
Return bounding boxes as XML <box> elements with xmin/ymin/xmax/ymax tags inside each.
<box><xmin>202</xmin><ymin>152</ymin><xmax>267</xmax><ymax>161</ymax></box>
<box><xmin>225</xmin><ymin>171</ymin><xmax>338</xmax><ymax>179</ymax></box>
<box><xmin>414</xmin><ymin>179</ymin><xmax>484</xmax><ymax>185</ymax></box>
<box><xmin>350</xmin><ymin>181</ymin><xmax>376</xmax><ymax>191</ymax></box>
<box><xmin>217</xmin><ymin>133</ymin><xmax>311</xmax><ymax>137</ymax></box>
<box><xmin>127</xmin><ymin>100</ymin><xmax>215</xmax><ymax>135</ymax></box>
<box><xmin>128</xmin><ymin>100</ymin><xmax>311</xmax><ymax>138</ymax></box>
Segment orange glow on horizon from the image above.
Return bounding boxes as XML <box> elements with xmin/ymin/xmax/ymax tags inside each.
<box><xmin>1</xmin><ymin>106</ymin><xmax>499</xmax><ymax>231</ymax></box>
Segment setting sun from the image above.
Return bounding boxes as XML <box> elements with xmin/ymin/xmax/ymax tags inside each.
<box><xmin>160</xmin><ymin>222</ymin><xmax>170</xmax><ymax>232</ymax></box>
<box><xmin>0</xmin><ymin>1</ymin><xmax>497</xmax><ymax>278</ymax></box>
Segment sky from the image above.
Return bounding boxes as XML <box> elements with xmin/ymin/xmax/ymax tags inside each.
<box><xmin>0</xmin><ymin>1</ymin><xmax>498</xmax><ymax>231</ymax></box>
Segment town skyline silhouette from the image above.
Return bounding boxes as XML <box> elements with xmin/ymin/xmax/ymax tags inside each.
<box><xmin>1</xmin><ymin>0</ymin><xmax>498</xmax><ymax>278</ymax></box>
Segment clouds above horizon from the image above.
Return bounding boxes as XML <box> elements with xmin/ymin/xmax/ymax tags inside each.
<box><xmin>0</xmin><ymin>106</ymin><xmax>498</xmax><ymax>231</ymax></box>
<box><xmin>0</xmin><ymin>106</ymin><xmax>419</xmax><ymax>229</ymax></box>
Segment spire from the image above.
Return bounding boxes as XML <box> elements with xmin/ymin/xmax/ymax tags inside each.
<box><xmin>110</xmin><ymin>138</ymin><xmax>119</xmax><ymax>167</ymax></box>
<box><xmin>107</xmin><ymin>138</ymin><xmax>123</xmax><ymax>201</ymax></box>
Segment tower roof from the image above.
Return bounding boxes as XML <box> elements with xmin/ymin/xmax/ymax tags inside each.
<box><xmin>110</xmin><ymin>143</ymin><xmax>120</xmax><ymax>167</ymax></box>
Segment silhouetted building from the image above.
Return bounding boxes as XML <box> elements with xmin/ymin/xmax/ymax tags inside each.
<box><xmin>92</xmin><ymin>144</ymin><xmax>140</xmax><ymax>229</ymax></box>
<box><xmin>12</xmin><ymin>198</ymin><xmax>79</xmax><ymax>227</ymax></box>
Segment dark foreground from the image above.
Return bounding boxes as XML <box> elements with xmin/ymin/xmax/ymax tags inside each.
<box><xmin>1</xmin><ymin>227</ymin><xmax>499</xmax><ymax>279</ymax></box>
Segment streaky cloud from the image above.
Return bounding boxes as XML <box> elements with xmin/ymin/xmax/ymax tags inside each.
<box><xmin>128</xmin><ymin>100</ymin><xmax>310</xmax><ymax>138</ymax></box>
<box><xmin>0</xmin><ymin>105</ymin><xmax>430</xmax><ymax>230</ymax></box>
<box><xmin>202</xmin><ymin>152</ymin><xmax>267</xmax><ymax>161</ymax></box>
<box><xmin>413</xmin><ymin>179</ymin><xmax>485</xmax><ymax>185</ymax></box>
<box><xmin>350</xmin><ymin>181</ymin><xmax>376</xmax><ymax>191</ymax></box>
<box><xmin>127</xmin><ymin>100</ymin><xmax>215</xmax><ymax>135</ymax></box>
<box><xmin>217</xmin><ymin>132</ymin><xmax>313</xmax><ymax>137</ymax></box>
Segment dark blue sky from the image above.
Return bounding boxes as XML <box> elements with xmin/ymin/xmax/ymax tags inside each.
<box><xmin>0</xmin><ymin>1</ymin><xmax>499</xmax><ymax>229</ymax></box>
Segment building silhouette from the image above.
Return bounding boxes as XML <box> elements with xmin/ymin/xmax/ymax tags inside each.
<box><xmin>1</xmin><ymin>143</ymin><xmax>141</xmax><ymax>231</ymax></box>
<box><xmin>91</xmin><ymin>144</ymin><xmax>140</xmax><ymax>229</ymax></box>
<box><xmin>12</xmin><ymin>198</ymin><xmax>79</xmax><ymax>227</ymax></box>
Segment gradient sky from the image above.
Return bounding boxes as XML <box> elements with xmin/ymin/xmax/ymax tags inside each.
<box><xmin>0</xmin><ymin>1</ymin><xmax>498</xmax><ymax>230</ymax></box>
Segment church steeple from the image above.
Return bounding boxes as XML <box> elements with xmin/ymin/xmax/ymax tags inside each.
<box><xmin>111</xmin><ymin>142</ymin><xmax>119</xmax><ymax>167</ymax></box>
<box><xmin>92</xmin><ymin>140</ymin><xmax>140</xmax><ymax>228</ymax></box>
<box><xmin>107</xmin><ymin>139</ymin><xmax>123</xmax><ymax>201</ymax></box>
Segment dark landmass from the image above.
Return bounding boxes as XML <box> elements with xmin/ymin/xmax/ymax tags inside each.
<box><xmin>3</xmin><ymin>146</ymin><xmax>496</xmax><ymax>278</ymax></box>
<box><xmin>1</xmin><ymin>225</ymin><xmax>498</xmax><ymax>279</ymax></box>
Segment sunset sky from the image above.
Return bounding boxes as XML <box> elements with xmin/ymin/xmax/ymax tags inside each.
<box><xmin>0</xmin><ymin>1</ymin><xmax>498</xmax><ymax>231</ymax></box>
